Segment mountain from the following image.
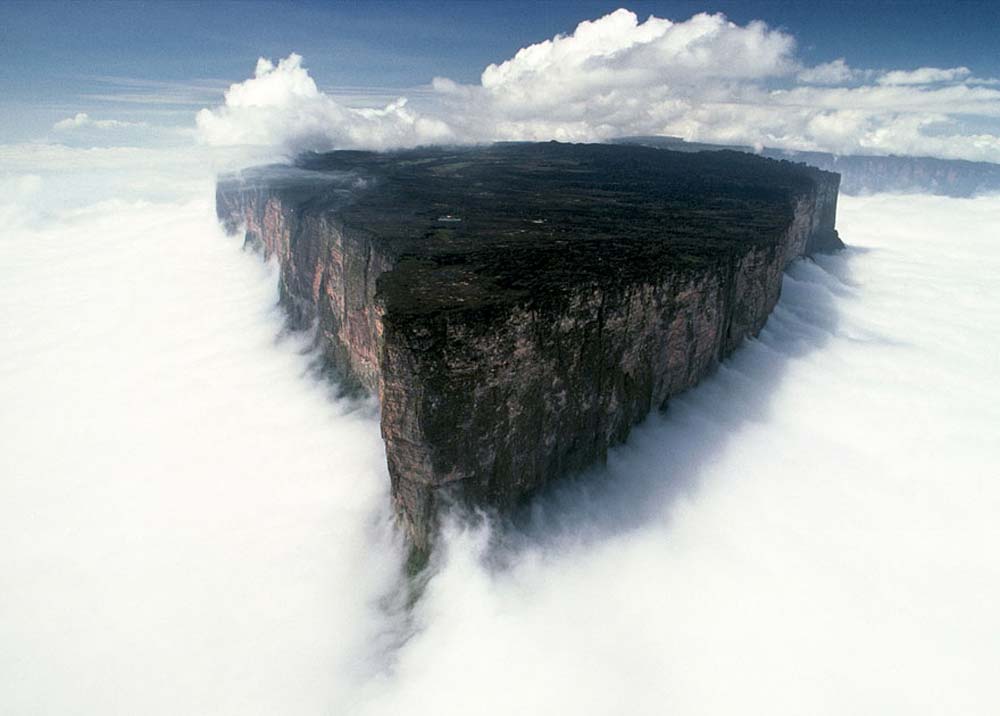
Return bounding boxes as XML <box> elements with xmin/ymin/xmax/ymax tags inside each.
<box><xmin>216</xmin><ymin>142</ymin><xmax>841</xmax><ymax>553</ymax></box>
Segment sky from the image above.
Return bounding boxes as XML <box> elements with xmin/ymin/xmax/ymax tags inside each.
<box><xmin>5</xmin><ymin>1</ymin><xmax>1000</xmax><ymax>91</ymax></box>
<box><xmin>3</xmin><ymin>1</ymin><xmax>1000</xmax><ymax>160</ymax></box>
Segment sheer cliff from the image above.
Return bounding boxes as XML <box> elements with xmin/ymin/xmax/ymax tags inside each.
<box><xmin>217</xmin><ymin>143</ymin><xmax>842</xmax><ymax>550</ymax></box>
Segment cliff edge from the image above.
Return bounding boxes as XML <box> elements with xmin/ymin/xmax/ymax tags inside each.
<box><xmin>217</xmin><ymin>142</ymin><xmax>842</xmax><ymax>550</ymax></box>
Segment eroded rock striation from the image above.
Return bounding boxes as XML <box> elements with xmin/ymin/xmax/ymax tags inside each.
<box><xmin>217</xmin><ymin>142</ymin><xmax>842</xmax><ymax>549</ymax></box>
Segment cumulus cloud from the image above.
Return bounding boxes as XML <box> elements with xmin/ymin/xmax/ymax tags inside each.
<box><xmin>448</xmin><ymin>10</ymin><xmax>798</xmax><ymax>142</ymax></box>
<box><xmin>196</xmin><ymin>10</ymin><xmax>1000</xmax><ymax>163</ymax></box>
<box><xmin>196</xmin><ymin>54</ymin><xmax>452</xmax><ymax>153</ymax></box>
<box><xmin>479</xmin><ymin>10</ymin><xmax>797</xmax><ymax>97</ymax></box>
<box><xmin>436</xmin><ymin>10</ymin><xmax>1000</xmax><ymax>159</ymax></box>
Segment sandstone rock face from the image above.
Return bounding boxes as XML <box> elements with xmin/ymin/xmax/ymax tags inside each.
<box><xmin>218</xmin><ymin>178</ymin><xmax>390</xmax><ymax>393</ymax></box>
<box><xmin>217</xmin><ymin>143</ymin><xmax>841</xmax><ymax>549</ymax></box>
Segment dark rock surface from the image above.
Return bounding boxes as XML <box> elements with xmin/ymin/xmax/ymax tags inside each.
<box><xmin>216</xmin><ymin>142</ymin><xmax>842</xmax><ymax>550</ymax></box>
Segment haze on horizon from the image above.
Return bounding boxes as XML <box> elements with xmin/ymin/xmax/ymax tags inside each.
<box><xmin>1</xmin><ymin>3</ymin><xmax>999</xmax><ymax>714</ymax></box>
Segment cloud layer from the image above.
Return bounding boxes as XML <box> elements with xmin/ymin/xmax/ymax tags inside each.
<box><xmin>196</xmin><ymin>9</ymin><xmax>1000</xmax><ymax>162</ymax></box>
<box><xmin>0</xmin><ymin>179</ymin><xmax>407</xmax><ymax>714</ymax></box>
<box><xmin>4</xmin><ymin>163</ymin><xmax>999</xmax><ymax>713</ymax></box>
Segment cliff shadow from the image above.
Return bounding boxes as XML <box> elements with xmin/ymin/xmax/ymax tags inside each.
<box><xmin>451</xmin><ymin>247</ymin><xmax>865</xmax><ymax>565</ymax></box>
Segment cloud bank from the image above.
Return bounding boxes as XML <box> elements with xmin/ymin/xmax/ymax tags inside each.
<box><xmin>196</xmin><ymin>9</ymin><xmax>1000</xmax><ymax>162</ymax></box>
<box><xmin>4</xmin><ymin>162</ymin><xmax>999</xmax><ymax>714</ymax></box>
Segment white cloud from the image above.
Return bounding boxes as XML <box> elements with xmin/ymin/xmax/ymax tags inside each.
<box><xmin>437</xmin><ymin>10</ymin><xmax>1000</xmax><ymax>159</ymax></box>
<box><xmin>53</xmin><ymin>112</ymin><xmax>146</xmax><ymax>131</ymax></box>
<box><xmin>877</xmin><ymin>65</ymin><xmax>972</xmax><ymax>85</ymax></box>
<box><xmin>0</xmin><ymin>174</ymin><xmax>405</xmax><ymax>714</ymax></box>
<box><xmin>445</xmin><ymin>10</ymin><xmax>798</xmax><ymax>142</ymax></box>
<box><xmin>195</xmin><ymin>10</ymin><xmax>1000</xmax><ymax>163</ymax></box>
<box><xmin>798</xmin><ymin>58</ymin><xmax>858</xmax><ymax>84</ymax></box>
<box><xmin>484</xmin><ymin>10</ymin><xmax>796</xmax><ymax>89</ymax></box>
<box><xmin>195</xmin><ymin>54</ymin><xmax>452</xmax><ymax>153</ymax></box>
<box><xmin>0</xmin><ymin>141</ymin><xmax>277</xmax><ymax>209</ymax></box>
<box><xmin>0</xmin><ymin>174</ymin><xmax>43</xmax><ymax>228</ymax></box>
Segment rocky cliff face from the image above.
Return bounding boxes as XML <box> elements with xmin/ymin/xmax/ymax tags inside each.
<box><xmin>217</xmin><ymin>175</ymin><xmax>390</xmax><ymax>393</ymax></box>
<box><xmin>217</xmin><ymin>143</ymin><xmax>841</xmax><ymax>550</ymax></box>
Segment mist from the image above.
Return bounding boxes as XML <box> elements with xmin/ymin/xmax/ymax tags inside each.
<box><xmin>2</xmin><ymin>158</ymin><xmax>998</xmax><ymax>716</ymax></box>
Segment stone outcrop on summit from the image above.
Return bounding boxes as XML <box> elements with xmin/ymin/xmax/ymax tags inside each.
<box><xmin>217</xmin><ymin>142</ymin><xmax>842</xmax><ymax>550</ymax></box>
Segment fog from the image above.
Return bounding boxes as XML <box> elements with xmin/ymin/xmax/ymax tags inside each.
<box><xmin>2</xmin><ymin>166</ymin><xmax>998</xmax><ymax>714</ymax></box>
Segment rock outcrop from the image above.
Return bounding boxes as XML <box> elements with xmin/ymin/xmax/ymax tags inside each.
<box><xmin>217</xmin><ymin>142</ymin><xmax>842</xmax><ymax>550</ymax></box>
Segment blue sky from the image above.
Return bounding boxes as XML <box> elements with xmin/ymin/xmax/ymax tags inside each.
<box><xmin>3</xmin><ymin>1</ymin><xmax>1000</xmax><ymax>159</ymax></box>
<box><xmin>6</xmin><ymin>1</ymin><xmax>1000</xmax><ymax>84</ymax></box>
<box><xmin>4</xmin><ymin>1</ymin><xmax>999</xmax><ymax>103</ymax></box>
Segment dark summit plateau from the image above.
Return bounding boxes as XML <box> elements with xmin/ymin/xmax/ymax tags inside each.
<box><xmin>217</xmin><ymin>142</ymin><xmax>842</xmax><ymax>551</ymax></box>
<box><xmin>295</xmin><ymin>143</ymin><xmax>833</xmax><ymax>315</ymax></box>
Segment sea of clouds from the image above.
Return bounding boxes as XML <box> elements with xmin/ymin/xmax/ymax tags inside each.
<box><xmin>3</xmin><ymin>7</ymin><xmax>1000</xmax><ymax>715</ymax></box>
<box><xmin>3</xmin><ymin>156</ymin><xmax>998</xmax><ymax>716</ymax></box>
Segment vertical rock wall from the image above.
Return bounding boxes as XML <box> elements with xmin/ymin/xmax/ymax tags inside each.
<box><xmin>217</xmin><ymin>186</ymin><xmax>390</xmax><ymax>393</ymax></box>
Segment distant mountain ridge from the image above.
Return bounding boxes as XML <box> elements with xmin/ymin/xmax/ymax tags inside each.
<box><xmin>615</xmin><ymin>136</ymin><xmax>1000</xmax><ymax>197</ymax></box>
